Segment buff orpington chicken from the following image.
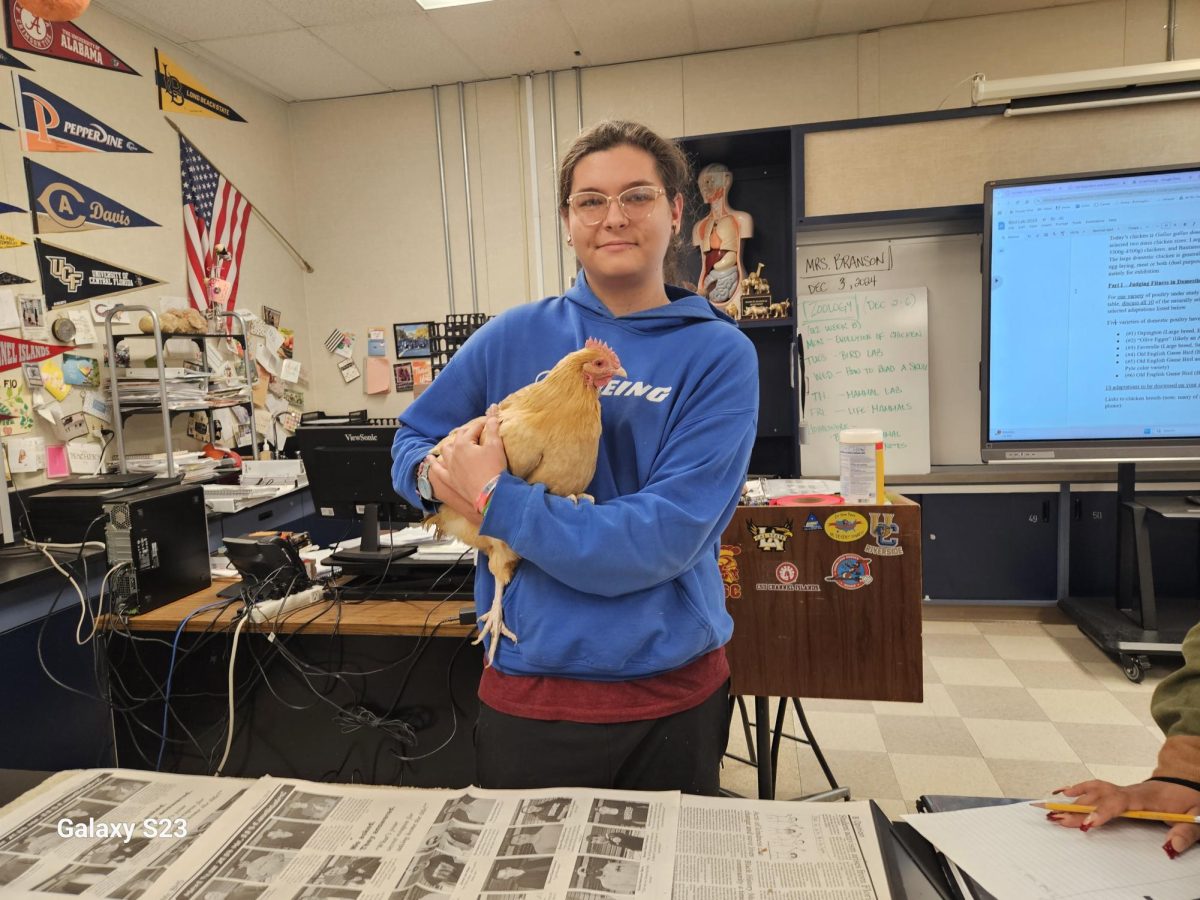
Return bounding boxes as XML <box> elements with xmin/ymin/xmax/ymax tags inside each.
<box><xmin>426</xmin><ymin>338</ymin><xmax>625</xmax><ymax>665</ymax></box>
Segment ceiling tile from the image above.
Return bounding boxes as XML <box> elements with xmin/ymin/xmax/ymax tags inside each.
<box><xmin>687</xmin><ymin>0</ymin><xmax>821</xmax><ymax>52</ymax></box>
<box><xmin>194</xmin><ymin>29</ymin><xmax>388</xmax><ymax>101</ymax></box>
<box><xmin>311</xmin><ymin>13</ymin><xmax>487</xmax><ymax>89</ymax></box>
<box><xmin>95</xmin><ymin>0</ymin><xmax>297</xmax><ymax>41</ymax></box>
<box><xmin>557</xmin><ymin>0</ymin><xmax>697</xmax><ymax>66</ymax></box>
<box><xmin>431</xmin><ymin>0</ymin><xmax>584</xmax><ymax>76</ymax></box>
<box><xmin>264</xmin><ymin>0</ymin><xmax>425</xmax><ymax>27</ymax></box>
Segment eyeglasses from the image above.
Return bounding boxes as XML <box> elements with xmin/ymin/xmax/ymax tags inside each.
<box><xmin>566</xmin><ymin>186</ymin><xmax>666</xmax><ymax>225</ymax></box>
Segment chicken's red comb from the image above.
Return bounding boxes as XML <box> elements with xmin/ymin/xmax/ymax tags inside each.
<box><xmin>584</xmin><ymin>337</ymin><xmax>620</xmax><ymax>366</ymax></box>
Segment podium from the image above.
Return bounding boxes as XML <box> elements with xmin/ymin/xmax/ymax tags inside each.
<box><xmin>720</xmin><ymin>494</ymin><xmax>924</xmax><ymax>797</ymax></box>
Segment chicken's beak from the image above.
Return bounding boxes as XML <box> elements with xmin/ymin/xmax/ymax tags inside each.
<box><xmin>614</xmin><ymin>366</ymin><xmax>627</xmax><ymax>377</ymax></box>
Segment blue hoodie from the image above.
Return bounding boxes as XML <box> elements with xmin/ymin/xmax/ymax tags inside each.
<box><xmin>390</xmin><ymin>274</ymin><xmax>759</xmax><ymax>680</ymax></box>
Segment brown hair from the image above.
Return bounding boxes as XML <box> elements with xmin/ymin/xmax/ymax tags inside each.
<box><xmin>558</xmin><ymin>120</ymin><xmax>692</xmax><ymax>284</ymax></box>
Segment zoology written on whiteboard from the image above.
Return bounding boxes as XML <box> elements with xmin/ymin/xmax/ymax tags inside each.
<box><xmin>798</xmin><ymin>286</ymin><xmax>931</xmax><ymax>477</ymax></box>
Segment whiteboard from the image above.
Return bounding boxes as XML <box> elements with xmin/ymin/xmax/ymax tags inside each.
<box><xmin>796</xmin><ymin>227</ymin><xmax>983</xmax><ymax>466</ymax></box>
<box><xmin>798</xmin><ymin>286</ymin><xmax>931</xmax><ymax>476</ymax></box>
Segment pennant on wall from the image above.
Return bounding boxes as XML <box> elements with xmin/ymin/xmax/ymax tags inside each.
<box><xmin>5</xmin><ymin>1</ymin><xmax>136</xmax><ymax>74</ymax></box>
<box><xmin>0</xmin><ymin>232</ymin><xmax>27</xmax><ymax>248</ymax></box>
<box><xmin>25</xmin><ymin>159</ymin><xmax>159</xmax><ymax>233</ymax></box>
<box><xmin>0</xmin><ymin>200</ymin><xmax>24</xmax><ymax>215</ymax></box>
<box><xmin>0</xmin><ymin>43</ymin><xmax>29</xmax><ymax>69</ymax></box>
<box><xmin>0</xmin><ymin>331</ymin><xmax>66</xmax><ymax>371</ymax></box>
<box><xmin>0</xmin><ymin>270</ymin><xmax>32</xmax><ymax>284</ymax></box>
<box><xmin>35</xmin><ymin>239</ymin><xmax>161</xmax><ymax>308</ymax></box>
<box><xmin>14</xmin><ymin>74</ymin><xmax>148</xmax><ymax>153</ymax></box>
<box><xmin>155</xmin><ymin>49</ymin><xmax>245</xmax><ymax>123</ymax></box>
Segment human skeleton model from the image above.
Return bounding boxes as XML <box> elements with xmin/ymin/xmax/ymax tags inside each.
<box><xmin>692</xmin><ymin>163</ymin><xmax>753</xmax><ymax>307</ymax></box>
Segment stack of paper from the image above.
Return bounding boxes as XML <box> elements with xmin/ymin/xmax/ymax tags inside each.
<box><xmin>109</xmin><ymin>372</ymin><xmax>209</xmax><ymax>409</ymax></box>
<box><xmin>904</xmin><ymin>800</ymin><xmax>1200</xmax><ymax>899</ymax></box>
<box><xmin>120</xmin><ymin>451</ymin><xmax>234</xmax><ymax>483</ymax></box>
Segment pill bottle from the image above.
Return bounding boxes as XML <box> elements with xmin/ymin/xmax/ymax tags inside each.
<box><xmin>838</xmin><ymin>428</ymin><xmax>885</xmax><ymax>504</ymax></box>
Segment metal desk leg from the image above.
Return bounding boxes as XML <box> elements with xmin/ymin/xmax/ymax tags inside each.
<box><xmin>755</xmin><ymin>696</ymin><xmax>774</xmax><ymax>800</ymax></box>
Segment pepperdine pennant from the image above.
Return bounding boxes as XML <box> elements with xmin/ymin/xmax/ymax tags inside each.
<box><xmin>35</xmin><ymin>239</ymin><xmax>162</xmax><ymax>309</ymax></box>
<box><xmin>5</xmin><ymin>0</ymin><xmax>137</xmax><ymax>74</ymax></box>
<box><xmin>24</xmin><ymin>159</ymin><xmax>159</xmax><ymax>233</ymax></box>
<box><xmin>155</xmin><ymin>49</ymin><xmax>245</xmax><ymax>123</ymax></box>
<box><xmin>14</xmin><ymin>73</ymin><xmax>148</xmax><ymax>153</ymax></box>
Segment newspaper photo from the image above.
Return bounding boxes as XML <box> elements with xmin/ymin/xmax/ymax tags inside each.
<box><xmin>673</xmin><ymin>796</ymin><xmax>893</xmax><ymax>899</ymax></box>
<box><xmin>147</xmin><ymin>776</ymin><xmax>680</xmax><ymax>899</ymax></box>
<box><xmin>0</xmin><ymin>768</ymin><xmax>249</xmax><ymax>899</ymax></box>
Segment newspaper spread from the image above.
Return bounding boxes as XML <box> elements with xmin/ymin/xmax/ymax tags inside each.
<box><xmin>0</xmin><ymin>768</ymin><xmax>250</xmax><ymax>900</ymax></box>
<box><xmin>674</xmin><ymin>797</ymin><xmax>892</xmax><ymax>899</ymax></box>
<box><xmin>0</xmin><ymin>771</ymin><xmax>898</xmax><ymax>899</ymax></box>
<box><xmin>146</xmin><ymin>777</ymin><xmax>679</xmax><ymax>899</ymax></box>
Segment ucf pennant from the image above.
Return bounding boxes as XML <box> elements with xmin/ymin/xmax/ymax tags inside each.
<box><xmin>25</xmin><ymin>159</ymin><xmax>159</xmax><ymax>233</ymax></box>
<box><xmin>155</xmin><ymin>49</ymin><xmax>246</xmax><ymax>123</ymax></box>
<box><xmin>35</xmin><ymin>239</ymin><xmax>161</xmax><ymax>308</ymax></box>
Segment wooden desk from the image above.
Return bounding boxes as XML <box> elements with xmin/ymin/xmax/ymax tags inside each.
<box><xmin>105</xmin><ymin>581</ymin><xmax>482</xmax><ymax>786</ymax></box>
<box><xmin>119</xmin><ymin>581</ymin><xmax>475</xmax><ymax>638</ymax></box>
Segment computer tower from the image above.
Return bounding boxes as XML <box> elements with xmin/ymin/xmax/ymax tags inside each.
<box><xmin>104</xmin><ymin>484</ymin><xmax>211</xmax><ymax>616</ymax></box>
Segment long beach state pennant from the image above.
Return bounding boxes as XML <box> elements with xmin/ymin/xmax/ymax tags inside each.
<box><xmin>25</xmin><ymin>159</ymin><xmax>159</xmax><ymax>233</ymax></box>
<box><xmin>15</xmin><ymin>74</ymin><xmax>148</xmax><ymax>153</ymax></box>
<box><xmin>35</xmin><ymin>239</ymin><xmax>161</xmax><ymax>308</ymax></box>
<box><xmin>5</xmin><ymin>0</ymin><xmax>136</xmax><ymax>74</ymax></box>
<box><xmin>155</xmin><ymin>49</ymin><xmax>245</xmax><ymax>123</ymax></box>
<box><xmin>0</xmin><ymin>332</ymin><xmax>66</xmax><ymax>371</ymax></box>
<box><xmin>0</xmin><ymin>231</ymin><xmax>26</xmax><ymax>248</ymax></box>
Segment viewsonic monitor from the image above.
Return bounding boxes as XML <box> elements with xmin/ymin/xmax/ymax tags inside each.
<box><xmin>982</xmin><ymin>162</ymin><xmax>1200</xmax><ymax>462</ymax></box>
<box><xmin>294</xmin><ymin>420</ymin><xmax>422</xmax><ymax>568</ymax></box>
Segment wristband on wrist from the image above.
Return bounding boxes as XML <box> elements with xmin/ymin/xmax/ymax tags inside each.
<box><xmin>1148</xmin><ymin>776</ymin><xmax>1200</xmax><ymax>792</ymax></box>
<box><xmin>475</xmin><ymin>475</ymin><xmax>500</xmax><ymax>516</ymax></box>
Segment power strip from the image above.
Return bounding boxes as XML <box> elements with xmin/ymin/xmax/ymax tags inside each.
<box><xmin>246</xmin><ymin>585</ymin><xmax>325</xmax><ymax>624</ymax></box>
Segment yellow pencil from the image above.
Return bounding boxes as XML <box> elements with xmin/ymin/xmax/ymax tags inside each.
<box><xmin>1033</xmin><ymin>801</ymin><xmax>1200</xmax><ymax>825</ymax></box>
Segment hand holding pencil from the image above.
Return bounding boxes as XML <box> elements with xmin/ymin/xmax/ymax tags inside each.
<box><xmin>1045</xmin><ymin>778</ymin><xmax>1200</xmax><ymax>858</ymax></box>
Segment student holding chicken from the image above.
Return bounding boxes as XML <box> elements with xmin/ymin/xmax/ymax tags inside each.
<box><xmin>391</xmin><ymin>120</ymin><xmax>758</xmax><ymax>794</ymax></box>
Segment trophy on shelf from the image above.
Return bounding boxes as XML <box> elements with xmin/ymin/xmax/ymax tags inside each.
<box><xmin>739</xmin><ymin>264</ymin><xmax>790</xmax><ymax>320</ymax></box>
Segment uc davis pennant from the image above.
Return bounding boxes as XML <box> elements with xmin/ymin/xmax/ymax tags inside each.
<box><xmin>15</xmin><ymin>74</ymin><xmax>148</xmax><ymax>153</ymax></box>
<box><xmin>0</xmin><ymin>332</ymin><xmax>66</xmax><ymax>372</ymax></box>
<box><xmin>25</xmin><ymin>159</ymin><xmax>159</xmax><ymax>233</ymax></box>
<box><xmin>35</xmin><ymin>239</ymin><xmax>161</xmax><ymax>308</ymax></box>
<box><xmin>5</xmin><ymin>1</ymin><xmax>137</xmax><ymax>74</ymax></box>
<box><xmin>155</xmin><ymin>49</ymin><xmax>245</xmax><ymax>123</ymax></box>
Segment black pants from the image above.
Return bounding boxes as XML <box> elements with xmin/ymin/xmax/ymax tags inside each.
<box><xmin>474</xmin><ymin>679</ymin><xmax>731</xmax><ymax>795</ymax></box>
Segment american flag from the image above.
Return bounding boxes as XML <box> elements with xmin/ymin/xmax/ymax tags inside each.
<box><xmin>180</xmin><ymin>134</ymin><xmax>252</xmax><ymax>312</ymax></box>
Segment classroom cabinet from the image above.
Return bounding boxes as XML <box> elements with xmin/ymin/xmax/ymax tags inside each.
<box><xmin>911</xmin><ymin>492</ymin><xmax>1060</xmax><ymax>601</ymax></box>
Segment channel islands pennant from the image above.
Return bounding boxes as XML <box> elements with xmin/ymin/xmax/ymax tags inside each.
<box><xmin>14</xmin><ymin>74</ymin><xmax>148</xmax><ymax>153</ymax></box>
<box><xmin>25</xmin><ymin>159</ymin><xmax>159</xmax><ymax>233</ymax></box>
<box><xmin>0</xmin><ymin>332</ymin><xmax>66</xmax><ymax>372</ymax></box>
<box><xmin>35</xmin><ymin>239</ymin><xmax>161</xmax><ymax>309</ymax></box>
<box><xmin>155</xmin><ymin>49</ymin><xmax>245</xmax><ymax>123</ymax></box>
<box><xmin>5</xmin><ymin>1</ymin><xmax>137</xmax><ymax>74</ymax></box>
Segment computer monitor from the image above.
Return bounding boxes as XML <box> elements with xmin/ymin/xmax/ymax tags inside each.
<box><xmin>294</xmin><ymin>420</ymin><xmax>423</xmax><ymax>569</ymax></box>
<box><xmin>982</xmin><ymin>162</ymin><xmax>1200</xmax><ymax>463</ymax></box>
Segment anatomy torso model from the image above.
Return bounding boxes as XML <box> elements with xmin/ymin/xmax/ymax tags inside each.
<box><xmin>692</xmin><ymin>163</ymin><xmax>753</xmax><ymax>308</ymax></box>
